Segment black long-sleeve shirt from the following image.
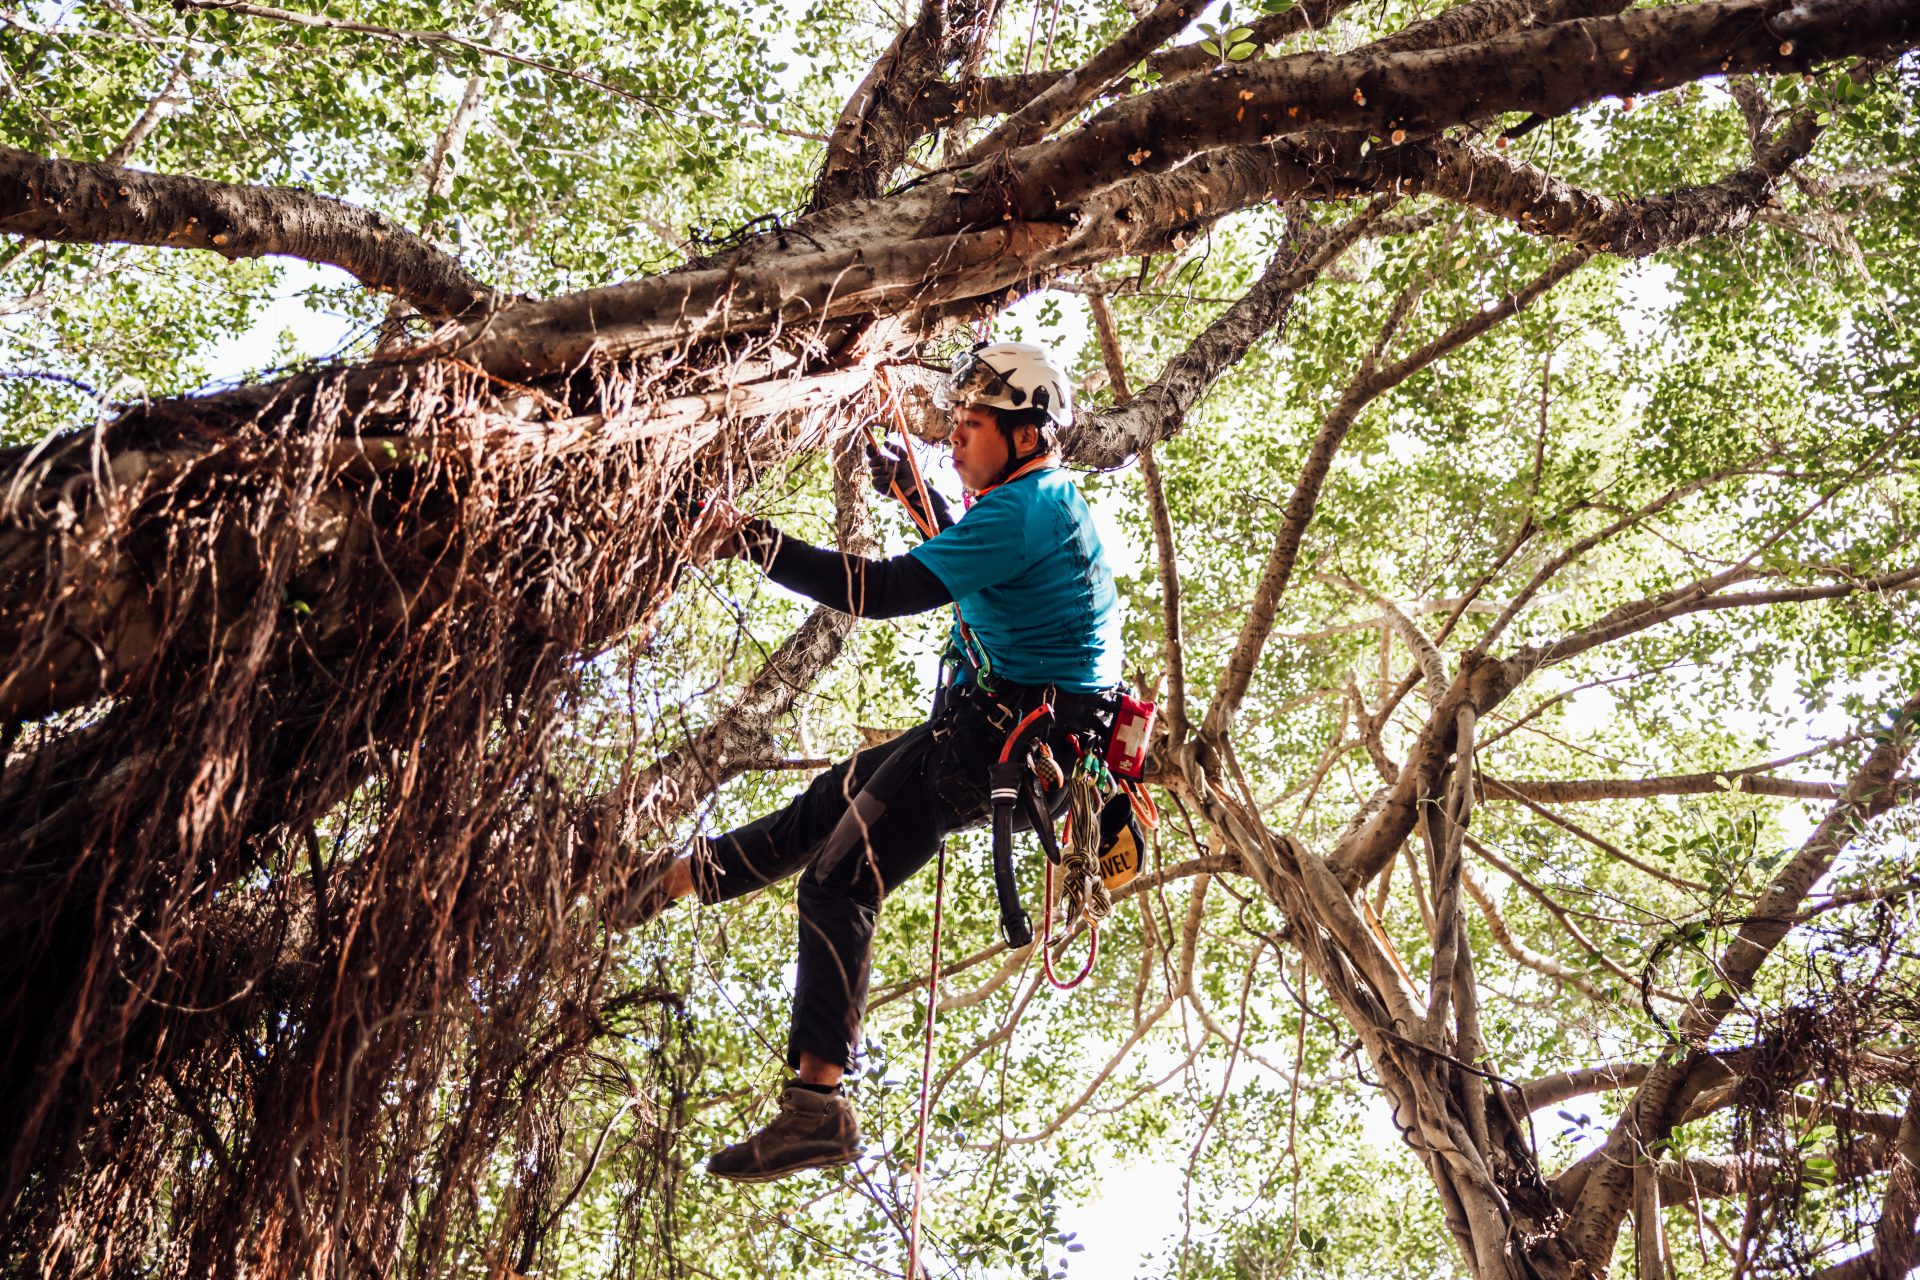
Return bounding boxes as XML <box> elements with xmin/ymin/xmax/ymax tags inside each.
<box><xmin>749</xmin><ymin>521</ymin><xmax>952</xmax><ymax>618</ymax></box>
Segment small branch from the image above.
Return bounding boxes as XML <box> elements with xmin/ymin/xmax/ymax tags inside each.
<box><xmin>1531</xmin><ymin>562</ymin><xmax>1920</xmax><ymax>669</ymax></box>
<box><xmin>102</xmin><ymin>54</ymin><xmax>191</xmax><ymax>168</ymax></box>
<box><xmin>916</xmin><ymin>0</ymin><xmax>1360</xmax><ymax>132</ymax></box>
<box><xmin>1087</xmin><ymin>290</ymin><xmax>1188</xmax><ymax>740</ymax></box>
<box><xmin>1464</xmin><ymin>833</ymin><xmax>1677</xmax><ymax>996</ymax></box>
<box><xmin>1065</xmin><ymin>204</ymin><xmax>1373</xmax><ymax>469</ymax></box>
<box><xmin>1479</xmin><ymin>778</ymin><xmax>1711</xmax><ymax>892</ymax></box>
<box><xmin>1462</xmin><ymin>854</ymin><xmax>1609</xmax><ymax>1002</ymax></box>
<box><xmin>1206</xmin><ymin>249</ymin><xmax>1585</xmax><ymax>737</ymax></box>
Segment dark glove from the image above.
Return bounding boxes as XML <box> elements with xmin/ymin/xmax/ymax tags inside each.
<box><xmin>867</xmin><ymin>440</ymin><xmax>913</xmax><ymax>498</ymax></box>
<box><xmin>867</xmin><ymin>440</ymin><xmax>953</xmax><ymax>532</ymax></box>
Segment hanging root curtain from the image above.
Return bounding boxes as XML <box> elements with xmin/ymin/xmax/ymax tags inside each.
<box><xmin>0</xmin><ymin>339</ymin><xmax>861</xmax><ymax>1274</ymax></box>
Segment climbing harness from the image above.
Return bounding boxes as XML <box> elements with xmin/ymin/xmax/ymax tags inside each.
<box><xmin>987</xmin><ymin>693</ymin><xmax>1159</xmax><ymax>971</ymax></box>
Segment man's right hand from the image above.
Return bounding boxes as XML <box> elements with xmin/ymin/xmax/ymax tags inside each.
<box><xmin>707</xmin><ymin>501</ymin><xmax>779</xmax><ymax>561</ymax></box>
<box><xmin>867</xmin><ymin>440</ymin><xmax>951</xmax><ymax>532</ymax></box>
<box><xmin>866</xmin><ymin>440</ymin><xmax>913</xmax><ymax>499</ymax></box>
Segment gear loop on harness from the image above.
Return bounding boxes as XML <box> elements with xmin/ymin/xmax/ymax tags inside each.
<box><xmin>987</xmin><ymin>699</ymin><xmax>1054</xmax><ymax>949</ymax></box>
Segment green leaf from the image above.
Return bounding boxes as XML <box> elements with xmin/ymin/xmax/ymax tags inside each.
<box><xmin>1228</xmin><ymin>42</ymin><xmax>1257</xmax><ymax>59</ymax></box>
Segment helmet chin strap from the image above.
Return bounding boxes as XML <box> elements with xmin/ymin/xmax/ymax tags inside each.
<box><xmin>981</xmin><ymin>438</ymin><xmax>1058</xmax><ymax>491</ymax></box>
<box><xmin>983</xmin><ymin>426</ymin><xmax>1059</xmax><ymax>495</ymax></box>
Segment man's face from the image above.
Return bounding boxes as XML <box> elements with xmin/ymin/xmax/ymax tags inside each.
<box><xmin>948</xmin><ymin>404</ymin><xmax>1011</xmax><ymax>491</ymax></box>
<box><xmin>949</xmin><ymin>405</ymin><xmax>1040</xmax><ymax>491</ymax></box>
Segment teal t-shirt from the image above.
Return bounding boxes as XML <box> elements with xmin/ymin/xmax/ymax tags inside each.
<box><xmin>906</xmin><ymin>467</ymin><xmax>1121</xmax><ymax>692</ymax></box>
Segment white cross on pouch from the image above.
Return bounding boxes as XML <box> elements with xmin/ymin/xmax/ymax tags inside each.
<box><xmin>1114</xmin><ymin>713</ymin><xmax>1148</xmax><ymax>762</ymax></box>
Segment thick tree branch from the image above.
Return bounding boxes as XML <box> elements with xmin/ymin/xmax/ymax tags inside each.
<box><xmin>1064</xmin><ymin>205</ymin><xmax>1376</xmax><ymax>468</ymax></box>
<box><xmin>1652</xmin><ymin>1135</ymin><xmax>1891</xmax><ymax>1202</ymax></box>
<box><xmin>411</xmin><ymin>0</ymin><xmax>1918</xmax><ymax>385</ymax></box>
<box><xmin>1485</xmin><ymin>769</ymin><xmax>1920</xmax><ymax>804</ymax></box>
<box><xmin>1509</xmin><ymin>1062</ymin><xmax>1653</xmax><ymax>1114</ymax></box>
<box><xmin>1005</xmin><ymin>0</ymin><xmax>1919</xmax><ymax>219</ymax></box>
<box><xmin>0</xmin><ymin>146</ymin><xmax>500</xmax><ymax>319</ymax></box>
<box><xmin>1366</xmin><ymin>100</ymin><xmax>1828</xmax><ymax>257</ymax></box>
<box><xmin>931</xmin><ymin>0</ymin><xmax>1622</xmax><ymax>134</ymax></box>
<box><xmin>956</xmin><ymin>0</ymin><xmax>1201</xmax><ymax>164</ymax></box>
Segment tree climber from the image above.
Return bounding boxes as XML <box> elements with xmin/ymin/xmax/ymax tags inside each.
<box><xmin>628</xmin><ymin>341</ymin><xmax>1124</xmax><ymax>1183</ymax></box>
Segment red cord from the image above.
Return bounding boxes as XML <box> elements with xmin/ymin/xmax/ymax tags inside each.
<box><xmin>907</xmin><ymin>840</ymin><xmax>947</xmax><ymax>1280</ymax></box>
<box><xmin>1040</xmin><ymin>859</ymin><xmax>1099</xmax><ymax>990</ymax></box>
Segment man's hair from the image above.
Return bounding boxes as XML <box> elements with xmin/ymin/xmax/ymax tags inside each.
<box><xmin>994</xmin><ymin>406</ymin><xmax>1055</xmax><ymax>451</ymax></box>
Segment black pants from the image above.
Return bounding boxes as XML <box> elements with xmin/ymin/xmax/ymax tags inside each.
<box><xmin>695</xmin><ymin>685</ymin><xmax>1110</xmax><ymax>1072</ymax></box>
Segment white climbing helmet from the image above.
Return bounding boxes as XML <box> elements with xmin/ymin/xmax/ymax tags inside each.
<box><xmin>936</xmin><ymin>340</ymin><xmax>1074</xmax><ymax>431</ymax></box>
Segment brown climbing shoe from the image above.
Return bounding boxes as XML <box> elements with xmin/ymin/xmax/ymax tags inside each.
<box><xmin>707</xmin><ymin>1084</ymin><xmax>861</xmax><ymax>1183</ymax></box>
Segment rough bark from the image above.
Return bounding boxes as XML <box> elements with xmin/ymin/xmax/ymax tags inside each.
<box><xmin>1361</xmin><ymin>106</ymin><xmax>1826</xmax><ymax>256</ymax></box>
<box><xmin>1064</xmin><ymin>208</ymin><xmax>1353</xmax><ymax>469</ymax></box>
<box><xmin>0</xmin><ymin>146</ymin><xmax>500</xmax><ymax>319</ymax></box>
<box><xmin>812</xmin><ymin>0</ymin><xmax>996</xmax><ymax>207</ymax></box>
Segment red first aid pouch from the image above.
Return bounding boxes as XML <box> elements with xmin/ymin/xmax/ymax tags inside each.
<box><xmin>1103</xmin><ymin>693</ymin><xmax>1156</xmax><ymax>782</ymax></box>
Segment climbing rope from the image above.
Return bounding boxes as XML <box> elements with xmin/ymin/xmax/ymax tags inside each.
<box><xmin>1060</xmin><ymin>756</ymin><xmax>1113</xmax><ymax>926</ymax></box>
<box><xmin>868</xmin><ymin>369</ymin><xmax>942</xmax><ymax>541</ymax></box>
<box><xmin>1040</xmin><ymin>747</ymin><xmax>1113</xmax><ymax>990</ymax></box>
<box><xmin>907</xmin><ymin>838</ymin><xmax>948</xmax><ymax>1280</ymax></box>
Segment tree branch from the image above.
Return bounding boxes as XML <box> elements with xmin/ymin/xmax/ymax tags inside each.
<box><xmin>0</xmin><ymin>146</ymin><xmax>500</xmax><ymax>319</ymax></box>
<box><xmin>1206</xmin><ymin>249</ymin><xmax>1586</xmax><ymax>738</ymax></box>
<box><xmin>1367</xmin><ymin>99</ymin><xmax>1828</xmax><ymax>257</ymax></box>
<box><xmin>1064</xmin><ymin>204</ymin><xmax>1375</xmax><ymax>468</ymax></box>
<box><xmin>812</xmin><ymin>0</ymin><xmax>991</xmax><ymax>206</ymax></box>
<box><xmin>1006</xmin><ymin>0</ymin><xmax>1920</xmax><ymax>218</ymax></box>
<box><xmin>1530</xmin><ymin>562</ymin><xmax>1920</xmax><ymax>669</ymax></box>
<box><xmin>1462</xmin><ymin>857</ymin><xmax>1611</xmax><ymax>1002</ymax></box>
<box><xmin>956</xmin><ymin>0</ymin><xmax>1201</xmax><ymax>164</ymax></box>
<box><xmin>1485</xmin><ymin>769</ymin><xmax>1920</xmax><ymax>804</ymax></box>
